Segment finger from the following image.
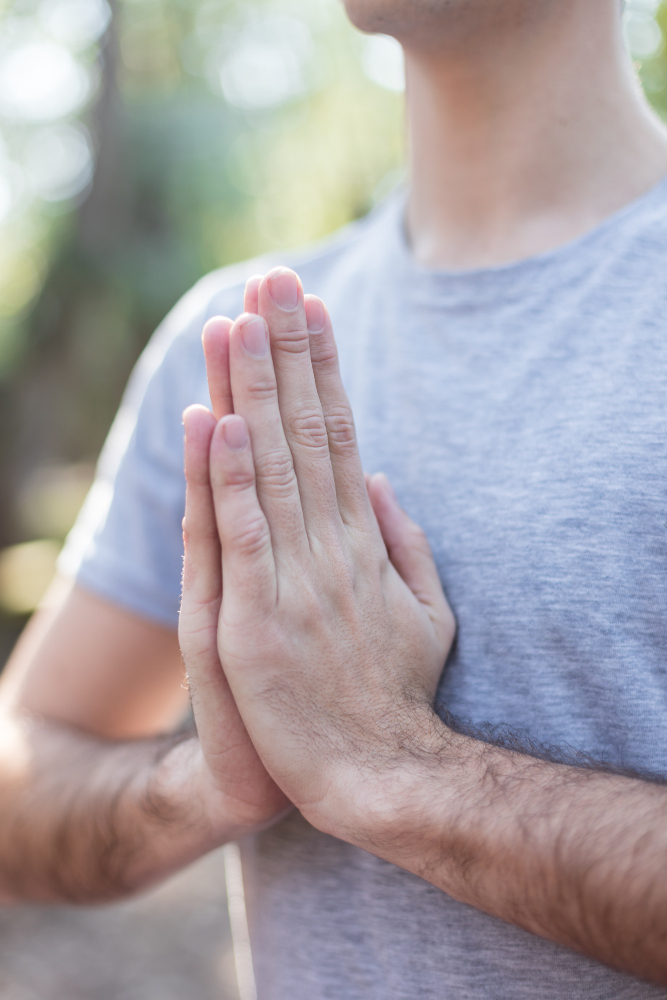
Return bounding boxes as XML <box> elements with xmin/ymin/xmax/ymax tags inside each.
<box><xmin>228</xmin><ymin>313</ymin><xmax>308</xmax><ymax>556</ymax></box>
<box><xmin>368</xmin><ymin>473</ymin><xmax>447</xmax><ymax>615</ymax></box>
<box><xmin>257</xmin><ymin>268</ymin><xmax>340</xmax><ymax>538</ymax></box>
<box><xmin>181</xmin><ymin>405</ymin><xmax>221</xmax><ymax>608</ymax></box>
<box><xmin>244</xmin><ymin>274</ymin><xmax>262</xmax><ymax>314</ymax></box>
<box><xmin>210</xmin><ymin>413</ymin><xmax>277</xmax><ymax>622</ymax></box>
<box><xmin>180</xmin><ymin>406</ymin><xmax>231</xmax><ymax>715</ymax></box>
<box><xmin>202</xmin><ymin>317</ymin><xmax>233</xmax><ymax>420</ymax></box>
<box><xmin>181</xmin><ymin>407</ymin><xmax>271</xmax><ymax>798</ymax></box>
<box><xmin>305</xmin><ymin>296</ymin><xmax>371</xmax><ymax>529</ymax></box>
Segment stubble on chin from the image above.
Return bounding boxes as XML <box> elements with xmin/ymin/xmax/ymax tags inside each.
<box><xmin>341</xmin><ymin>0</ymin><xmax>551</xmax><ymax>49</ymax></box>
<box><xmin>342</xmin><ymin>0</ymin><xmax>444</xmax><ymax>36</ymax></box>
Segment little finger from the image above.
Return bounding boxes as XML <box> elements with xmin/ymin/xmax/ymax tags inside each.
<box><xmin>202</xmin><ymin>317</ymin><xmax>233</xmax><ymax>420</ymax></box>
<box><xmin>244</xmin><ymin>274</ymin><xmax>262</xmax><ymax>315</ymax></box>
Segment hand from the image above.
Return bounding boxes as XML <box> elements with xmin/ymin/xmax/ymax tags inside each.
<box><xmin>204</xmin><ymin>267</ymin><xmax>455</xmax><ymax>837</ymax></box>
<box><xmin>178</xmin><ymin>278</ymin><xmax>289</xmax><ymax>836</ymax></box>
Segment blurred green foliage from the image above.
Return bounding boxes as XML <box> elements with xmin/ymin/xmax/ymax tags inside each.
<box><xmin>0</xmin><ymin>0</ymin><xmax>664</xmax><ymax>644</ymax></box>
<box><xmin>0</xmin><ymin>0</ymin><xmax>404</xmax><ymax>638</ymax></box>
<box><xmin>1</xmin><ymin>0</ymin><xmax>403</xmax><ymax>462</ymax></box>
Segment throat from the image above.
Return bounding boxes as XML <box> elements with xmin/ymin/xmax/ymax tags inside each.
<box><xmin>402</xmin><ymin>0</ymin><xmax>667</xmax><ymax>270</ymax></box>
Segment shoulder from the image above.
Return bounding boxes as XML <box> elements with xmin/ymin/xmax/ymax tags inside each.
<box><xmin>610</xmin><ymin>177</ymin><xmax>667</xmax><ymax>264</ymax></box>
<box><xmin>112</xmin><ymin>203</ymin><xmax>394</xmax><ymax>456</ymax></box>
<box><xmin>202</xmin><ymin>207</ymin><xmax>384</xmax><ymax>320</ymax></box>
<box><xmin>573</xmin><ymin>178</ymin><xmax>667</xmax><ymax>314</ymax></box>
<box><xmin>146</xmin><ymin>199</ymin><xmax>395</xmax><ymax>377</ymax></box>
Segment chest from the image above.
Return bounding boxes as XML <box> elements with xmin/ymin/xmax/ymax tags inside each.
<box><xmin>336</xmin><ymin>296</ymin><xmax>667</xmax><ymax>761</ymax></box>
<box><xmin>345</xmin><ymin>301</ymin><xmax>665</xmax><ymax>565</ymax></box>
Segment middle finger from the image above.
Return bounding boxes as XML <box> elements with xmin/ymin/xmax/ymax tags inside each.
<box><xmin>257</xmin><ymin>267</ymin><xmax>340</xmax><ymax>542</ymax></box>
<box><xmin>229</xmin><ymin>311</ymin><xmax>308</xmax><ymax>557</ymax></box>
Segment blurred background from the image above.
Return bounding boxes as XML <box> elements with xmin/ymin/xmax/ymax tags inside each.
<box><xmin>0</xmin><ymin>0</ymin><xmax>406</xmax><ymax>656</ymax></box>
<box><xmin>0</xmin><ymin>0</ymin><xmax>664</xmax><ymax>995</ymax></box>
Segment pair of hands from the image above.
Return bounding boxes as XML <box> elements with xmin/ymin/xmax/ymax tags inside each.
<box><xmin>178</xmin><ymin>267</ymin><xmax>455</xmax><ymax>843</ymax></box>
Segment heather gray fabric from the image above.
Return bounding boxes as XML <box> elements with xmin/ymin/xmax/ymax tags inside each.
<box><xmin>61</xmin><ymin>179</ymin><xmax>667</xmax><ymax>999</ymax></box>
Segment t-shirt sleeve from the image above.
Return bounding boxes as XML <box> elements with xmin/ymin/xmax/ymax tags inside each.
<box><xmin>57</xmin><ymin>276</ymin><xmax>217</xmax><ymax>629</ymax></box>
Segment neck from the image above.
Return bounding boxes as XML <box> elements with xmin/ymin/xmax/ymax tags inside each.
<box><xmin>404</xmin><ymin>0</ymin><xmax>667</xmax><ymax>269</ymax></box>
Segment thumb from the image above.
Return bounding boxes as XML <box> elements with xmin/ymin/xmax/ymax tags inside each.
<box><xmin>368</xmin><ymin>473</ymin><xmax>448</xmax><ymax>616</ymax></box>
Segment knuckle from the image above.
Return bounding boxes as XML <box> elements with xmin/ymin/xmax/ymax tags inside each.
<box><xmin>182</xmin><ymin>522</ymin><xmax>217</xmax><ymax>548</ymax></box>
<box><xmin>289</xmin><ymin>409</ymin><xmax>329</xmax><ymax>452</ymax></box>
<box><xmin>179</xmin><ymin>592</ymin><xmax>219</xmax><ymax>624</ymax></box>
<box><xmin>229</xmin><ymin>515</ymin><xmax>270</xmax><ymax>558</ymax></box>
<box><xmin>246</xmin><ymin>374</ymin><xmax>278</xmax><ymax>403</ymax></box>
<box><xmin>255</xmin><ymin>448</ymin><xmax>298</xmax><ymax>495</ymax></box>
<box><xmin>325</xmin><ymin>405</ymin><xmax>357</xmax><ymax>453</ymax></box>
<box><xmin>311</xmin><ymin>341</ymin><xmax>338</xmax><ymax>366</ymax></box>
<box><xmin>222</xmin><ymin>465</ymin><xmax>255</xmax><ymax>491</ymax></box>
<box><xmin>272</xmin><ymin>327</ymin><xmax>310</xmax><ymax>355</ymax></box>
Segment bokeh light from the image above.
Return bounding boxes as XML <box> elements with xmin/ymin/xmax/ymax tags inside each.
<box><xmin>23</xmin><ymin>123</ymin><xmax>93</xmax><ymax>201</ymax></box>
<box><xmin>362</xmin><ymin>34</ymin><xmax>405</xmax><ymax>92</ymax></box>
<box><xmin>217</xmin><ymin>16</ymin><xmax>315</xmax><ymax>110</ymax></box>
<box><xmin>625</xmin><ymin>0</ymin><xmax>664</xmax><ymax>58</ymax></box>
<box><xmin>39</xmin><ymin>0</ymin><xmax>111</xmax><ymax>51</ymax></box>
<box><xmin>0</xmin><ymin>538</ymin><xmax>61</xmax><ymax>614</ymax></box>
<box><xmin>0</xmin><ymin>40</ymin><xmax>90</xmax><ymax>121</ymax></box>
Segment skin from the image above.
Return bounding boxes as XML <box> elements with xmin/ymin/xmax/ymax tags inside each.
<box><xmin>348</xmin><ymin>0</ymin><xmax>667</xmax><ymax>268</ymax></box>
<box><xmin>0</xmin><ymin>0</ymin><xmax>666</xmax><ymax>985</ymax></box>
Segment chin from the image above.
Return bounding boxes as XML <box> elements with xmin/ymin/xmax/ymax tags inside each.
<box><xmin>342</xmin><ymin>0</ymin><xmax>438</xmax><ymax>36</ymax></box>
<box><xmin>342</xmin><ymin>0</ymin><xmax>544</xmax><ymax>46</ymax></box>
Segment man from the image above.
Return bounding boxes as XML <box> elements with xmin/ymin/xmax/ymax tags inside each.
<box><xmin>1</xmin><ymin>0</ymin><xmax>667</xmax><ymax>995</ymax></box>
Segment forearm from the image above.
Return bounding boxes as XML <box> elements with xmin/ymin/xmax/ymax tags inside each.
<box><xmin>326</xmin><ymin>717</ymin><xmax>667</xmax><ymax>985</ymax></box>
<box><xmin>440</xmin><ymin>743</ymin><xmax>667</xmax><ymax>981</ymax></box>
<box><xmin>0</xmin><ymin>715</ymin><xmax>234</xmax><ymax>904</ymax></box>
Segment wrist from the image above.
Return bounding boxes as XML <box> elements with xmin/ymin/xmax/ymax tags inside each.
<box><xmin>308</xmin><ymin>716</ymin><xmax>557</xmax><ymax>910</ymax></box>
<box><xmin>117</xmin><ymin>733</ymin><xmax>290</xmax><ymax>895</ymax></box>
<box><xmin>151</xmin><ymin>734</ymin><xmax>291</xmax><ymax>845</ymax></box>
<box><xmin>123</xmin><ymin>736</ymin><xmax>224</xmax><ymax>887</ymax></box>
<box><xmin>306</xmin><ymin>707</ymin><xmax>469</xmax><ymax>861</ymax></box>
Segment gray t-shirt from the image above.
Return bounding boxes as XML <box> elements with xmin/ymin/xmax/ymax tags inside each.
<box><xmin>61</xmin><ymin>180</ymin><xmax>667</xmax><ymax>999</ymax></box>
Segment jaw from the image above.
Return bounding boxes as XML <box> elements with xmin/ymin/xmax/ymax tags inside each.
<box><xmin>342</xmin><ymin>0</ymin><xmax>568</xmax><ymax>52</ymax></box>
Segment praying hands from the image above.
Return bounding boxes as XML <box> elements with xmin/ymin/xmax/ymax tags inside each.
<box><xmin>179</xmin><ymin>266</ymin><xmax>667</xmax><ymax>987</ymax></box>
<box><xmin>179</xmin><ymin>265</ymin><xmax>455</xmax><ymax>840</ymax></box>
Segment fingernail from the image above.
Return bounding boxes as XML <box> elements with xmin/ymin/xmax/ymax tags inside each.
<box><xmin>222</xmin><ymin>416</ymin><xmax>248</xmax><ymax>451</ymax></box>
<box><xmin>306</xmin><ymin>299</ymin><xmax>325</xmax><ymax>333</ymax></box>
<box><xmin>268</xmin><ymin>269</ymin><xmax>299</xmax><ymax>311</ymax></box>
<box><xmin>240</xmin><ymin>316</ymin><xmax>268</xmax><ymax>359</ymax></box>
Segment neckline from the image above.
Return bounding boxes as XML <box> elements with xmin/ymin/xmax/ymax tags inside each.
<box><xmin>385</xmin><ymin>172</ymin><xmax>667</xmax><ymax>304</ymax></box>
